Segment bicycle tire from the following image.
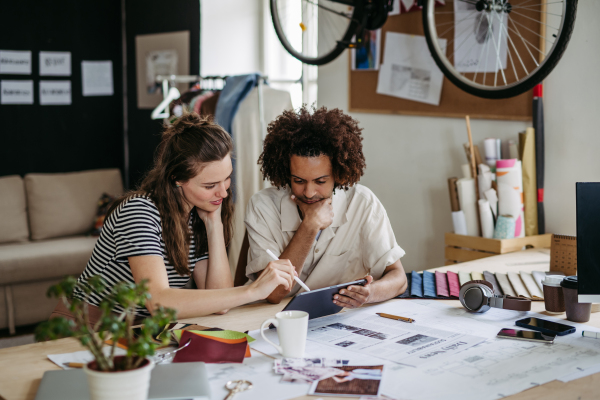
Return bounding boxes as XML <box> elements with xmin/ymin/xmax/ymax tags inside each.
<box><xmin>270</xmin><ymin>0</ymin><xmax>364</xmax><ymax>66</ymax></box>
<box><xmin>422</xmin><ymin>0</ymin><xmax>578</xmax><ymax>99</ymax></box>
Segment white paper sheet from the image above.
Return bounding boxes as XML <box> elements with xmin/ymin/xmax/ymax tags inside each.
<box><xmin>82</xmin><ymin>61</ymin><xmax>114</xmax><ymax>96</ymax></box>
<box><xmin>39</xmin><ymin>51</ymin><xmax>71</xmax><ymax>76</ymax></box>
<box><xmin>40</xmin><ymin>80</ymin><xmax>71</xmax><ymax>105</ymax></box>
<box><xmin>376</xmin><ymin>32</ymin><xmax>446</xmax><ymax>106</ymax></box>
<box><xmin>206</xmin><ymin>351</ymin><xmax>310</xmax><ymax>400</ymax></box>
<box><xmin>453</xmin><ymin>1</ymin><xmax>507</xmax><ymax>73</ymax></box>
<box><xmin>0</xmin><ymin>50</ymin><xmax>31</xmax><ymax>74</ymax></box>
<box><xmin>0</xmin><ymin>80</ymin><xmax>33</xmax><ymax>104</ymax></box>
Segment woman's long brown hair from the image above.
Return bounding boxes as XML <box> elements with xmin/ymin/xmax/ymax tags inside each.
<box><xmin>108</xmin><ymin>113</ymin><xmax>234</xmax><ymax>276</ymax></box>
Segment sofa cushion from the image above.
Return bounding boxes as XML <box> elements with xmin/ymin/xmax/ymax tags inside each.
<box><xmin>0</xmin><ymin>236</ymin><xmax>98</xmax><ymax>286</ymax></box>
<box><xmin>25</xmin><ymin>169</ymin><xmax>123</xmax><ymax>240</ymax></box>
<box><xmin>0</xmin><ymin>175</ymin><xmax>29</xmax><ymax>244</ymax></box>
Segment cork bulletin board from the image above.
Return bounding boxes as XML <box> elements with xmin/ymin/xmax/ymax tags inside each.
<box><xmin>349</xmin><ymin>6</ymin><xmax>542</xmax><ymax>120</ymax></box>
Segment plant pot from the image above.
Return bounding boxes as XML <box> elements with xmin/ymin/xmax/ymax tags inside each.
<box><xmin>83</xmin><ymin>356</ymin><xmax>154</xmax><ymax>400</ymax></box>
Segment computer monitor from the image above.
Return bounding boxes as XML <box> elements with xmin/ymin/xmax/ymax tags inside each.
<box><xmin>576</xmin><ymin>182</ymin><xmax>600</xmax><ymax>302</ymax></box>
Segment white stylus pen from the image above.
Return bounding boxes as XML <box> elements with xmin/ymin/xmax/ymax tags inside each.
<box><xmin>265</xmin><ymin>249</ymin><xmax>311</xmax><ymax>292</ymax></box>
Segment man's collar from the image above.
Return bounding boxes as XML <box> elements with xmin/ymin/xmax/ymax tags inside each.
<box><xmin>281</xmin><ymin>188</ymin><xmax>348</xmax><ymax>232</ymax></box>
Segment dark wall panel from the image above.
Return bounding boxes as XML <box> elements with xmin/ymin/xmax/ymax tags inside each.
<box><xmin>125</xmin><ymin>0</ymin><xmax>200</xmax><ymax>187</ymax></box>
<box><xmin>0</xmin><ymin>0</ymin><xmax>123</xmax><ymax>177</ymax></box>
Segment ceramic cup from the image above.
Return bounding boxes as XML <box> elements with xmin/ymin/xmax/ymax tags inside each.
<box><xmin>260</xmin><ymin>310</ymin><xmax>308</xmax><ymax>358</ymax></box>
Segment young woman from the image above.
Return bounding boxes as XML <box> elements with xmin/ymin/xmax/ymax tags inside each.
<box><xmin>67</xmin><ymin>113</ymin><xmax>296</xmax><ymax>320</ymax></box>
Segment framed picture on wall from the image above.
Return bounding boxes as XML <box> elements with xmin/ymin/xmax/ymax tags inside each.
<box><xmin>135</xmin><ymin>30</ymin><xmax>190</xmax><ymax>109</ymax></box>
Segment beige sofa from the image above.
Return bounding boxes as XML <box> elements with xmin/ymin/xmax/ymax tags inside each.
<box><xmin>0</xmin><ymin>169</ymin><xmax>123</xmax><ymax>334</ymax></box>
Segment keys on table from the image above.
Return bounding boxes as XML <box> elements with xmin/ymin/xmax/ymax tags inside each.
<box><xmin>224</xmin><ymin>380</ymin><xmax>253</xmax><ymax>400</ymax></box>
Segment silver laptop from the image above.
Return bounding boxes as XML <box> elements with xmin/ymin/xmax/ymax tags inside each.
<box><xmin>35</xmin><ymin>362</ymin><xmax>210</xmax><ymax>400</ymax></box>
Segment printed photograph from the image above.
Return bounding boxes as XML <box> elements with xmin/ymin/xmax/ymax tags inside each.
<box><xmin>309</xmin><ymin>365</ymin><xmax>384</xmax><ymax>397</ymax></box>
<box><xmin>396</xmin><ymin>334</ymin><xmax>438</xmax><ymax>347</ymax></box>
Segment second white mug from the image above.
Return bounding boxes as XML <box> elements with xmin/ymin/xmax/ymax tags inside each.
<box><xmin>260</xmin><ymin>310</ymin><xmax>308</xmax><ymax>358</ymax></box>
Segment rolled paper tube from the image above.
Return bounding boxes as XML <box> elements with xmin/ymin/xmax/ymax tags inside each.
<box><xmin>496</xmin><ymin>138</ymin><xmax>502</xmax><ymax>160</ymax></box>
<box><xmin>477</xmin><ymin>164</ymin><xmax>492</xmax><ymax>199</ymax></box>
<box><xmin>478</xmin><ymin>199</ymin><xmax>494</xmax><ymax>238</ymax></box>
<box><xmin>448</xmin><ymin>177</ymin><xmax>460</xmax><ymax>212</ymax></box>
<box><xmin>508</xmin><ymin>139</ymin><xmax>519</xmax><ymax>160</ymax></box>
<box><xmin>484</xmin><ymin>138</ymin><xmax>498</xmax><ymax>168</ymax></box>
<box><xmin>456</xmin><ymin>178</ymin><xmax>480</xmax><ymax>236</ymax></box>
<box><xmin>452</xmin><ymin>211</ymin><xmax>468</xmax><ymax>235</ymax></box>
<box><xmin>494</xmin><ymin>215</ymin><xmax>516</xmax><ymax>239</ymax></box>
<box><xmin>484</xmin><ymin>188</ymin><xmax>499</xmax><ymax>219</ymax></box>
<box><xmin>462</xmin><ymin>144</ymin><xmax>484</xmax><ymax>169</ymax></box>
<box><xmin>496</xmin><ymin>158</ymin><xmax>525</xmax><ymax>237</ymax></box>
<box><xmin>473</xmin><ymin>145</ymin><xmax>484</xmax><ymax>167</ymax></box>
<box><xmin>461</xmin><ymin>163</ymin><xmax>472</xmax><ymax>179</ymax></box>
<box><xmin>519</xmin><ymin>128</ymin><xmax>539</xmax><ymax>236</ymax></box>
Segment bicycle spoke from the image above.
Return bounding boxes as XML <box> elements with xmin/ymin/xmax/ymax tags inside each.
<box><xmin>495</xmin><ymin>10</ymin><xmax>528</xmax><ymax>78</ymax></box>
<box><xmin>510</xmin><ymin>10</ymin><xmax>560</xmax><ymax>31</ymax></box>
<box><xmin>507</xmin><ymin>17</ymin><xmax>541</xmax><ymax>67</ymax></box>
<box><xmin>511</xmin><ymin>3</ymin><xmax>564</xmax><ymax>13</ymax></box>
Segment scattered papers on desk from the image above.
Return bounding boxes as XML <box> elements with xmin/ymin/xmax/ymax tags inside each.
<box><xmin>48</xmin><ymin>347</ymin><xmax>126</xmax><ymax>370</ymax></box>
<box><xmin>380</xmin><ymin>300</ymin><xmax>600</xmax><ymax>400</ymax></box>
<box><xmin>273</xmin><ymin>358</ymin><xmax>350</xmax><ymax>384</ymax></box>
<box><xmin>250</xmin><ymin>297</ymin><xmax>600</xmax><ymax>400</ymax></box>
<box><xmin>305</xmin><ymin>309</ymin><xmax>486</xmax><ymax>367</ymax></box>
<box><xmin>376</xmin><ymin>32</ymin><xmax>446</xmax><ymax>105</ymax></box>
<box><xmin>206</xmin><ymin>351</ymin><xmax>310</xmax><ymax>400</ymax></box>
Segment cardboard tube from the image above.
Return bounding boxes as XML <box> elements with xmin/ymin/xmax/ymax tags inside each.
<box><xmin>448</xmin><ymin>177</ymin><xmax>460</xmax><ymax>212</ymax></box>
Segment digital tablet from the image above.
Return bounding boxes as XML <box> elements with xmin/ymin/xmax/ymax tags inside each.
<box><xmin>279</xmin><ymin>278</ymin><xmax>368</xmax><ymax>321</ymax></box>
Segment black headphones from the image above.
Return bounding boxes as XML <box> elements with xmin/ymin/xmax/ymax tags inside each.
<box><xmin>459</xmin><ymin>280</ymin><xmax>531</xmax><ymax>313</ymax></box>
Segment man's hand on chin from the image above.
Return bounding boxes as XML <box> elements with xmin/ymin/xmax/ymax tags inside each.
<box><xmin>292</xmin><ymin>195</ymin><xmax>334</xmax><ymax>231</ymax></box>
<box><xmin>333</xmin><ymin>275</ymin><xmax>374</xmax><ymax>309</ymax></box>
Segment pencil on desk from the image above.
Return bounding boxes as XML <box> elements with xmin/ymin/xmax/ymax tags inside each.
<box><xmin>63</xmin><ymin>362</ymin><xmax>85</xmax><ymax>368</ymax></box>
<box><xmin>376</xmin><ymin>312</ymin><xmax>415</xmax><ymax>323</ymax></box>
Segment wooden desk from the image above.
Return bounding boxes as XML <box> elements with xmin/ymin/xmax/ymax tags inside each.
<box><xmin>1</xmin><ymin>249</ymin><xmax>599</xmax><ymax>400</ymax></box>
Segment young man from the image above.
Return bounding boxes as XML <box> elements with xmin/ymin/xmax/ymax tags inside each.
<box><xmin>244</xmin><ymin>106</ymin><xmax>407</xmax><ymax>307</ymax></box>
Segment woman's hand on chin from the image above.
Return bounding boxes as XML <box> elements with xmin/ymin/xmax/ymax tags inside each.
<box><xmin>196</xmin><ymin>204</ymin><xmax>223</xmax><ymax>228</ymax></box>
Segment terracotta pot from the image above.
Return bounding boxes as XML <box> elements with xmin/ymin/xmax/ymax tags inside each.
<box><xmin>83</xmin><ymin>356</ymin><xmax>154</xmax><ymax>400</ymax></box>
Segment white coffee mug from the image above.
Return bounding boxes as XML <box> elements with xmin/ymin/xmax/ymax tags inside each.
<box><xmin>260</xmin><ymin>310</ymin><xmax>308</xmax><ymax>358</ymax></box>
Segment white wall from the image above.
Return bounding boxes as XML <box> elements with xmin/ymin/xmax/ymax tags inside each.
<box><xmin>544</xmin><ymin>1</ymin><xmax>600</xmax><ymax>236</ymax></box>
<box><xmin>201</xmin><ymin>0</ymin><xmax>263</xmax><ymax>75</ymax></box>
<box><xmin>318</xmin><ymin>2</ymin><xmax>600</xmax><ymax>272</ymax></box>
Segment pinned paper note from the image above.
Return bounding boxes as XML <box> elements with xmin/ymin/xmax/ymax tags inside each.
<box><xmin>40</xmin><ymin>81</ymin><xmax>71</xmax><ymax>105</ymax></box>
<box><xmin>0</xmin><ymin>50</ymin><xmax>31</xmax><ymax>74</ymax></box>
<box><xmin>39</xmin><ymin>51</ymin><xmax>71</xmax><ymax>76</ymax></box>
<box><xmin>1</xmin><ymin>80</ymin><xmax>33</xmax><ymax>104</ymax></box>
<box><xmin>376</xmin><ymin>32</ymin><xmax>446</xmax><ymax>106</ymax></box>
<box><xmin>82</xmin><ymin>61</ymin><xmax>114</xmax><ymax>96</ymax></box>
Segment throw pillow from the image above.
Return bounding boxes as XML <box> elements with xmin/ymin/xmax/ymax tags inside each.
<box><xmin>90</xmin><ymin>193</ymin><xmax>116</xmax><ymax>236</ymax></box>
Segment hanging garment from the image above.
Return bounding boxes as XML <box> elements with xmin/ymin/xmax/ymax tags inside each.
<box><xmin>227</xmin><ymin>85</ymin><xmax>293</xmax><ymax>276</ymax></box>
<box><xmin>200</xmin><ymin>91</ymin><xmax>221</xmax><ymax>117</ymax></box>
<box><xmin>192</xmin><ymin>91</ymin><xmax>214</xmax><ymax>115</ymax></box>
<box><xmin>214</xmin><ymin>74</ymin><xmax>261</xmax><ymax>134</ymax></box>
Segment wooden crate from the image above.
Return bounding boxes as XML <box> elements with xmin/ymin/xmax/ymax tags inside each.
<box><xmin>445</xmin><ymin>233</ymin><xmax>553</xmax><ymax>265</ymax></box>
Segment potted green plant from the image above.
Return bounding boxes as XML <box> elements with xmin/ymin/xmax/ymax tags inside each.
<box><xmin>35</xmin><ymin>275</ymin><xmax>176</xmax><ymax>400</ymax></box>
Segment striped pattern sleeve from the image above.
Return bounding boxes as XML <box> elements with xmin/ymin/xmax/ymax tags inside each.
<box><xmin>112</xmin><ymin>197</ymin><xmax>164</xmax><ymax>262</ymax></box>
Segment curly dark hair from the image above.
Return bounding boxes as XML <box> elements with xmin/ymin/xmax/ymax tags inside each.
<box><xmin>259</xmin><ymin>106</ymin><xmax>366</xmax><ymax>190</ymax></box>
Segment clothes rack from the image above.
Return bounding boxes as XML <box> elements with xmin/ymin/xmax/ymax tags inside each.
<box><xmin>153</xmin><ymin>74</ymin><xmax>299</xmax><ymax>139</ymax></box>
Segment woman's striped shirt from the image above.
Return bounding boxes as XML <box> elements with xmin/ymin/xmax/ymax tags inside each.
<box><xmin>74</xmin><ymin>194</ymin><xmax>207</xmax><ymax>317</ymax></box>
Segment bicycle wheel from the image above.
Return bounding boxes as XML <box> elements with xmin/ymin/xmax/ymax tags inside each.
<box><xmin>271</xmin><ymin>0</ymin><xmax>364</xmax><ymax>66</ymax></box>
<box><xmin>422</xmin><ymin>0</ymin><xmax>578</xmax><ymax>99</ymax></box>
